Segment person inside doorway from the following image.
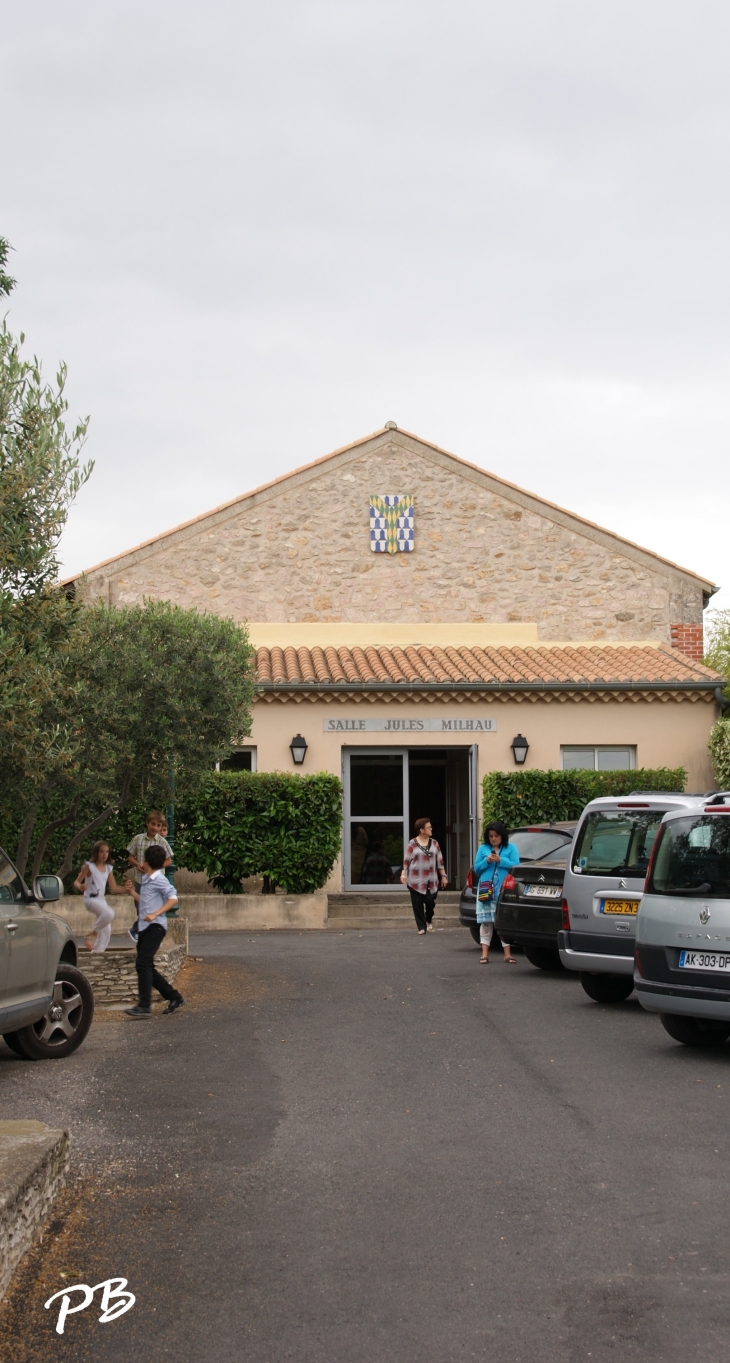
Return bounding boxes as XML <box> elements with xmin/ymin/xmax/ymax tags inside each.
<box><xmin>401</xmin><ymin>818</ymin><xmax>448</xmax><ymax>934</ymax></box>
<box><xmin>473</xmin><ymin>821</ymin><xmax>520</xmax><ymax>963</ymax></box>
<box><xmin>361</xmin><ymin>841</ymin><xmax>394</xmax><ymax>884</ymax></box>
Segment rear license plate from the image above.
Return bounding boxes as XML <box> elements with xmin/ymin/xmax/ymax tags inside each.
<box><xmin>679</xmin><ymin>950</ymin><xmax>730</xmax><ymax>972</ymax></box>
<box><xmin>600</xmin><ymin>899</ymin><xmax>639</xmax><ymax>915</ymax></box>
<box><xmin>524</xmin><ymin>885</ymin><xmax>562</xmax><ymax>898</ymax></box>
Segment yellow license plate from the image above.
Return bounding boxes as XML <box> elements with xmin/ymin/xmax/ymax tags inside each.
<box><xmin>600</xmin><ymin>899</ymin><xmax>639</xmax><ymax>915</ymax></box>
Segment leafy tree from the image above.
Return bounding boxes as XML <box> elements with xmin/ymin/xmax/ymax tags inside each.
<box><xmin>704</xmin><ymin>610</ymin><xmax>730</xmax><ymax>700</ymax></box>
<box><xmin>0</xmin><ymin>241</ymin><xmax>256</xmax><ymax>880</ymax></box>
<box><xmin>0</xmin><ymin>600</ymin><xmax>255</xmax><ymax>881</ymax></box>
<box><xmin>709</xmin><ymin>720</ymin><xmax>730</xmax><ymax>791</ymax></box>
<box><xmin>0</xmin><ymin>235</ymin><xmax>95</xmax><ymax>872</ymax></box>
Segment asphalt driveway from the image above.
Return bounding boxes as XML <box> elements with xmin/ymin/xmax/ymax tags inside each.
<box><xmin>2</xmin><ymin>929</ymin><xmax>730</xmax><ymax>1362</ymax></box>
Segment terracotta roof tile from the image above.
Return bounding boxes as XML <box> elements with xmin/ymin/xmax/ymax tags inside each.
<box><xmin>255</xmin><ymin>642</ymin><xmax>722</xmax><ymax>687</ymax></box>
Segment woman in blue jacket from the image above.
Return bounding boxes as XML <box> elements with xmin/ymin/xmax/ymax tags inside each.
<box><xmin>473</xmin><ymin>820</ymin><xmax>520</xmax><ymax>964</ymax></box>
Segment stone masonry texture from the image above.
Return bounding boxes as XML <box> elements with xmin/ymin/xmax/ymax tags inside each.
<box><xmin>0</xmin><ymin>1126</ymin><xmax>69</xmax><ymax>1301</ymax></box>
<box><xmin>78</xmin><ymin>432</ymin><xmax>709</xmax><ymax>644</ymax></box>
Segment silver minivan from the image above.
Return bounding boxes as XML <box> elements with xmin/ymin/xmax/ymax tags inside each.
<box><xmin>635</xmin><ymin>795</ymin><xmax>730</xmax><ymax>1046</ymax></box>
<box><xmin>558</xmin><ymin>792</ymin><xmax>708</xmax><ymax>1003</ymax></box>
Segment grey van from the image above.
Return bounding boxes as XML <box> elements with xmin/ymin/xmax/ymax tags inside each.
<box><xmin>558</xmin><ymin>793</ymin><xmax>707</xmax><ymax>1003</ymax></box>
<box><xmin>635</xmin><ymin>795</ymin><xmax>730</xmax><ymax>1046</ymax></box>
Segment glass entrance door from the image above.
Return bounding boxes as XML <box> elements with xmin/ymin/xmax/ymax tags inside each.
<box><xmin>344</xmin><ymin>750</ymin><xmax>408</xmax><ymax>890</ymax></box>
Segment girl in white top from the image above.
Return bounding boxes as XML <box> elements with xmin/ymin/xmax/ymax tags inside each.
<box><xmin>74</xmin><ymin>841</ymin><xmax>125</xmax><ymax>953</ymax></box>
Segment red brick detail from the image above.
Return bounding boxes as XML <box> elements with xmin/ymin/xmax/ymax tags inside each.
<box><xmin>670</xmin><ymin>623</ymin><xmax>704</xmax><ymax>661</ymax></box>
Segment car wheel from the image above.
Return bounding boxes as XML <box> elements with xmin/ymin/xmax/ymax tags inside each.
<box><xmin>524</xmin><ymin>947</ymin><xmax>565</xmax><ymax>972</ymax></box>
<box><xmin>14</xmin><ymin>964</ymin><xmax>94</xmax><ymax>1061</ymax></box>
<box><xmin>2</xmin><ymin>1031</ymin><xmax>29</xmax><ymax>1058</ymax></box>
<box><xmin>468</xmin><ymin>924</ymin><xmax>481</xmax><ymax>945</ymax></box>
<box><xmin>660</xmin><ymin>1014</ymin><xmax>730</xmax><ymax>1048</ymax></box>
<box><xmin>579</xmin><ymin>973</ymin><xmax>634</xmax><ymax>1004</ymax></box>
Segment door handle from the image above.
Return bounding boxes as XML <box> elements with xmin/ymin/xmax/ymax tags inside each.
<box><xmin>6</xmin><ymin>922</ymin><xmax>18</xmax><ymax>932</ymax></box>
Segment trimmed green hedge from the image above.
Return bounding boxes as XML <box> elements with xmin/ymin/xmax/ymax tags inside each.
<box><xmin>174</xmin><ymin>771</ymin><xmax>343</xmax><ymax>895</ymax></box>
<box><xmin>482</xmin><ymin>767</ymin><xmax>687</xmax><ymax>829</ymax></box>
<box><xmin>0</xmin><ymin>772</ymin><xmax>343</xmax><ymax>896</ymax></box>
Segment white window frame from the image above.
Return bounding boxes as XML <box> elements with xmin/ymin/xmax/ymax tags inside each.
<box><xmin>560</xmin><ymin>745</ymin><xmax>636</xmax><ymax>772</ymax></box>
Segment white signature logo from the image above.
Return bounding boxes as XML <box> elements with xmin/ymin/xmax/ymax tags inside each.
<box><xmin>44</xmin><ymin>1278</ymin><xmax>136</xmax><ymax>1335</ymax></box>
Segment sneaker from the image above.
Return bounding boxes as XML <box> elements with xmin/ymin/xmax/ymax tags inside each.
<box><xmin>163</xmin><ymin>996</ymin><xmax>184</xmax><ymax>1015</ymax></box>
<box><xmin>124</xmin><ymin>1005</ymin><xmax>151</xmax><ymax>1018</ymax></box>
<box><xmin>127</xmin><ymin>926</ymin><xmax>139</xmax><ymax>943</ymax></box>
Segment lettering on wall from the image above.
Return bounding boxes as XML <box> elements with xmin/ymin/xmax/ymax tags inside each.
<box><xmin>323</xmin><ymin>717</ymin><xmax>497</xmax><ymax>733</ymax></box>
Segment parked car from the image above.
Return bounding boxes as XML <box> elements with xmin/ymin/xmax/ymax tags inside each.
<box><xmin>0</xmin><ymin>844</ymin><xmax>94</xmax><ymax>1060</ymax></box>
<box><xmin>460</xmin><ymin>824</ymin><xmax>576</xmax><ymax>945</ymax></box>
<box><xmin>558</xmin><ymin>792</ymin><xmax>709</xmax><ymax>1003</ymax></box>
<box><xmin>495</xmin><ymin>828</ymin><xmax>578</xmax><ymax>970</ymax></box>
<box><xmin>634</xmin><ymin>794</ymin><xmax>730</xmax><ymax>1047</ymax></box>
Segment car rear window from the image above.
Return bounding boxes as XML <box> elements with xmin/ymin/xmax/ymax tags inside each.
<box><xmin>572</xmin><ymin>810</ymin><xmax>666</xmax><ymax>877</ymax></box>
<box><xmin>510</xmin><ymin>830</ymin><xmax>571</xmax><ymax>861</ymax></box>
<box><xmin>0</xmin><ymin>852</ymin><xmax>24</xmax><ymax>903</ymax></box>
<box><xmin>647</xmin><ymin>816</ymin><xmax>730</xmax><ymax>898</ymax></box>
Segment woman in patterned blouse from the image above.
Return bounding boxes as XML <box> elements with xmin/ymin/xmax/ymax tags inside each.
<box><xmin>400</xmin><ymin>818</ymin><xmax>448</xmax><ymax>934</ymax></box>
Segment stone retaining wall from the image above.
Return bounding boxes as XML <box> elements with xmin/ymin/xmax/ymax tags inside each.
<box><xmin>78</xmin><ymin>943</ymin><xmax>187</xmax><ymax>1006</ymax></box>
<box><xmin>176</xmin><ymin>893</ymin><xmax>327</xmax><ymax>930</ymax></box>
<box><xmin>0</xmin><ymin>1121</ymin><xmax>69</xmax><ymax>1302</ymax></box>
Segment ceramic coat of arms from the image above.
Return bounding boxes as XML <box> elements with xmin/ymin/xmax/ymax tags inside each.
<box><xmin>369</xmin><ymin>494</ymin><xmax>414</xmax><ymax>553</ymax></box>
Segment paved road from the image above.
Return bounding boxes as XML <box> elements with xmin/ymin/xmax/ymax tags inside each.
<box><xmin>2</xmin><ymin>928</ymin><xmax>730</xmax><ymax>1362</ymax></box>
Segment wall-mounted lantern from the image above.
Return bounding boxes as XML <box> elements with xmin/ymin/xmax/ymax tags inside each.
<box><xmin>510</xmin><ymin>733</ymin><xmax>529</xmax><ymax>766</ymax></box>
<box><xmin>290</xmin><ymin>734</ymin><xmax>308</xmax><ymax>765</ymax></box>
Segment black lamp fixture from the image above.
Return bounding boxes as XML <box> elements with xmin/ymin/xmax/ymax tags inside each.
<box><xmin>290</xmin><ymin>734</ymin><xmax>308</xmax><ymax>765</ymax></box>
<box><xmin>510</xmin><ymin>733</ymin><xmax>529</xmax><ymax>766</ymax></box>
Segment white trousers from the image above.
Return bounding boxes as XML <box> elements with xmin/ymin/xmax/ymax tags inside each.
<box><xmin>479</xmin><ymin>923</ymin><xmax>494</xmax><ymax>945</ymax></box>
<box><xmin>84</xmin><ymin>897</ymin><xmax>115</xmax><ymax>952</ymax></box>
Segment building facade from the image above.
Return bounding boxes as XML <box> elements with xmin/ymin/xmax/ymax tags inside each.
<box><xmin>67</xmin><ymin>425</ymin><xmax>722</xmax><ymax>891</ymax></box>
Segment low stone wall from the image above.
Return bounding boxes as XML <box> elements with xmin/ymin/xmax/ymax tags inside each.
<box><xmin>0</xmin><ymin>1121</ymin><xmax>69</xmax><ymax>1302</ymax></box>
<box><xmin>176</xmin><ymin>893</ymin><xmax>327</xmax><ymax>930</ymax></box>
<box><xmin>77</xmin><ymin>941</ymin><xmax>187</xmax><ymax>1006</ymax></box>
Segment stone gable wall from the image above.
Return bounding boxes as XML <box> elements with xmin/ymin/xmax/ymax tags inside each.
<box><xmin>81</xmin><ymin>440</ymin><xmax>704</xmax><ymax>643</ymax></box>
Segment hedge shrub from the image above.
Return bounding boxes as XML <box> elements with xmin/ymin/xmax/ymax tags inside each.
<box><xmin>0</xmin><ymin>773</ymin><xmax>343</xmax><ymax>896</ymax></box>
<box><xmin>709</xmin><ymin>719</ymin><xmax>730</xmax><ymax>790</ymax></box>
<box><xmin>174</xmin><ymin>771</ymin><xmax>343</xmax><ymax>894</ymax></box>
<box><xmin>482</xmin><ymin>767</ymin><xmax>687</xmax><ymax>829</ymax></box>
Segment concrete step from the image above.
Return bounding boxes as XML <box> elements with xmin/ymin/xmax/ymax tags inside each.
<box><xmin>326</xmin><ymin>891</ymin><xmax>462</xmax><ymax>930</ymax></box>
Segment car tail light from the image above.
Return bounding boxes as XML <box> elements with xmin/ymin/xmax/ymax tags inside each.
<box><xmin>466</xmin><ymin>868</ymin><xmax>473</xmax><ymax>888</ymax></box>
<box><xmin>704</xmin><ymin>807</ymin><xmax>730</xmax><ymax>814</ymax></box>
<box><xmin>634</xmin><ymin>946</ymin><xmax>644</xmax><ymax>977</ymax></box>
<box><xmin>561</xmin><ymin>898</ymin><xmax>570</xmax><ymax>930</ymax></box>
<box><xmin>617</xmin><ymin>802</ymin><xmax>650</xmax><ymax>808</ymax></box>
<box><xmin>503</xmin><ymin>874</ymin><xmax>516</xmax><ymax>890</ymax></box>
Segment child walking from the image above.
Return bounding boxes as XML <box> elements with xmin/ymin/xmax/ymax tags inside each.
<box><xmin>124</xmin><ymin>844</ymin><xmax>184</xmax><ymax>1018</ymax></box>
<box><xmin>74</xmin><ymin>841</ymin><xmax>125</xmax><ymax>953</ymax></box>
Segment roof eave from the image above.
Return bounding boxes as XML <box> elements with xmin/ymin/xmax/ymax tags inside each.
<box><xmin>256</xmin><ymin>679</ymin><xmax>719</xmax><ymax>696</ymax></box>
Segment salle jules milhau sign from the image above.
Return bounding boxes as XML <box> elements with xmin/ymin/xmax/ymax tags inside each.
<box><xmin>323</xmin><ymin>717</ymin><xmax>497</xmax><ymax>733</ymax></box>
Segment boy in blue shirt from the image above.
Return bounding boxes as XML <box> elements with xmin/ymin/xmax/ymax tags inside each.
<box><xmin>124</xmin><ymin>845</ymin><xmax>185</xmax><ymax>1018</ymax></box>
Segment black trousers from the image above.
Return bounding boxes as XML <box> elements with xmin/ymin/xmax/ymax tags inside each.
<box><xmin>409</xmin><ymin>888</ymin><xmax>436</xmax><ymax>931</ymax></box>
<box><xmin>136</xmin><ymin>923</ymin><xmax>179</xmax><ymax>1008</ymax></box>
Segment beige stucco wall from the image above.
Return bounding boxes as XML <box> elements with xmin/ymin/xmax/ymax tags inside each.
<box><xmin>79</xmin><ymin>432</ymin><xmax>707</xmax><ymax>644</ymax></box>
<box><xmin>250</xmin><ymin>694</ymin><xmax>718</xmax><ymax>890</ymax></box>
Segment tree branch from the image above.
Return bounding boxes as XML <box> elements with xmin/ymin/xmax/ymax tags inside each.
<box><xmin>30</xmin><ymin>798</ymin><xmax>80</xmax><ymax>882</ymax></box>
<box><xmin>55</xmin><ymin>805</ymin><xmax>118</xmax><ymax>881</ymax></box>
<box><xmin>15</xmin><ymin>802</ymin><xmax>40</xmax><ymax>879</ymax></box>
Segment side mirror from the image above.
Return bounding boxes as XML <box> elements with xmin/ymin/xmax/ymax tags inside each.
<box><xmin>33</xmin><ymin>874</ymin><xmax>64</xmax><ymax>903</ymax></box>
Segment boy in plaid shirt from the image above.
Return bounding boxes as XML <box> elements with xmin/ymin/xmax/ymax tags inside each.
<box><xmin>126</xmin><ymin>811</ymin><xmax>172</xmax><ymax>943</ymax></box>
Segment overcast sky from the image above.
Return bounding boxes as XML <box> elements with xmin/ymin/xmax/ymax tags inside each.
<box><xmin>2</xmin><ymin>1</ymin><xmax>729</xmax><ymax>618</ymax></box>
